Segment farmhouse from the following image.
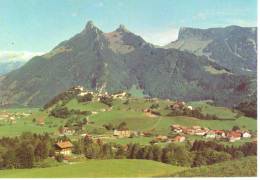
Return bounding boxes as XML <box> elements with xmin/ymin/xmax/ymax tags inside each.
<box><xmin>37</xmin><ymin>116</ymin><xmax>45</xmax><ymax>125</ymax></box>
<box><xmin>183</xmin><ymin>128</ymin><xmax>195</xmax><ymax>135</ymax></box>
<box><xmin>214</xmin><ymin>130</ymin><xmax>226</xmax><ymax>138</ymax></box>
<box><xmin>113</xmin><ymin>129</ymin><xmax>131</xmax><ymax>138</ymax></box>
<box><xmin>169</xmin><ymin>101</ymin><xmax>186</xmax><ymax>110</ymax></box>
<box><xmin>60</xmin><ymin>127</ymin><xmax>75</xmax><ymax>136</ymax></box>
<box><xmin>242</xmin><ymin>132</ymin><xmax>251</xmax><ymax>138</ymax></box>
<box><xmin>143</xmin><ymin>108</ymin><xmax>160</xmax><ymax>117</ymax></box>
<box><xmin>195</xmin><ymin>129</ymin><xmax>207</xmax><ymax>136</ymax></box>
<box><xmin>227</xmin><ymin>131</ymin><xmax>241</xmax><ymax>142</ymax></box>
<box><xmin>55</xmin><ymin>141</ymin><xmax>74</xmax><ymax>156</ymax></box>
<box><xmin>187</xmin><ymin>106</ymin><xmax>193</xmax><ymax>110</ymax></box>
<box><xmin>112</xmin><ymin>92</ymin><xmax>128</xmax><ymax>99</ymax></box>
<box><xmin>205</xmin><ymin>130</ymin><xmax>216</xmax><ymax>138</ymax></box>
<box><xmin>155</xmin><ymin>135</ymin><xmax>168</xmax><ymax>142</ymax></box>
<box><xmin>172</xmin><ymin>135</ymin><xmax>186</xmax><ymax>142</ymax></box>
<box><xmin>192</xmin><ymin>126</ymin><xmax>201</xmax><ymax>130</ymax></box>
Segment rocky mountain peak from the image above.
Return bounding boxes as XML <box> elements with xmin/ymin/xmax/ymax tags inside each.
<box><xmin>116</xmin><ymin>24</ymin><xmax>129</xmax><ymax>33</ymax></box>
<box><xmin>84</xmin><ymin>20</ymin><xmax>103</xmax><ymax>35</ymax></box>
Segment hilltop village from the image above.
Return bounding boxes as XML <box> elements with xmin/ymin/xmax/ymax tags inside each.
<box><xmin>32</xmin><ymin>86</ymin><xmax>255</xmax><ymax>148</ymax></box>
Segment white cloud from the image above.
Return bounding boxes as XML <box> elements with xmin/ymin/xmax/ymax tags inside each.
<box><xmin>137</xmin><ymin>28</ymin><xmax>179</xmax><ymax>46</ymax></box>
<box><xmin>0</xmin><ymin>51</ymin><xmax>45</xmax><ymax>62</ymax></box>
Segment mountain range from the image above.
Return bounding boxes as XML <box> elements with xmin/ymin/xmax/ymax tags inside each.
<box><xmin>166</xmin><ymin>26</ymin><xmax>257</xmax><ymax>75</ymax></box>
<box><xmin>0</xmin><ymin>21</ymin><xmax>256</xmax><ymax>107</ymax></box>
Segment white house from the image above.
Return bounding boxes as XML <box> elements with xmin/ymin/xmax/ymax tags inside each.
<box><xmin>205</xmin><ymin>131</ymin><xmax>216</xmax><ymax>138</ymax></box>
<box><xmin>242</xmin><ymin>132</ymin><xmax>251</xmax><ymax>138</ymax></box>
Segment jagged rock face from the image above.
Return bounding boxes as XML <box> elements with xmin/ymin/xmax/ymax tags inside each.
<box><xmin>0</xmin><ymin>22</ymin><xmax>254</xmax><ymax>107</ymax></box>
<box><xmin>166</xmin><ymin>26</ymin><xmax>257</xmax><ymax>75</ymax></box>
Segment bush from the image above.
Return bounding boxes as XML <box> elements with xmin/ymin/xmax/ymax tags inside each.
<box><xmin>34</xmin><ymin>158</ymin><xmax>61</xmax><ymax>168</ymax></box>
<box><xmin>99</xmin><ymin>96</ymin><xmax>113</xmax><ymax>107</ymax></box>
<box><xmin>50</xmin><ymin>106</ymin><xmax>70</xmax><ymax>118</ymax></box>
<box><xmin>55</xmin><ymin>154</ymin><xmax>64</xmax><ymax>162</ymax></box>
<box><xmin>77</xmin><ymin>93</ymin><xmax>93</xmax><ymax>102</ymax></box>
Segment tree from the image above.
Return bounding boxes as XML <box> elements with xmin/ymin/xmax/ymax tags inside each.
<box><xmin>50</xmin><ymin>106</ymin><xmax>70</xmax><ymax>118</ymax></box>
<box><xmin>192</xmin><ymin>153</ymin><xmax>207</xmax><ymax>167</ymax></box>
<box><xmin>77</xmin><ymin>93</ymin><xmax>93</xmax><ymax>102</ymax></box>
<box><xmin>232</xmin><ymin>125</ymin><xmax>240</xmax><ymax>131</ymax></box>
<box><xmin>55</xmin><ymin>154</ymin><xmax>64</xmax><ymax>162</ymax></box>
<box><xmin>115</xmin><ymin>144</ymin><xmax>126</xmax><ymax>159</ymax></box>
<box><xmin>84</xmin><ymin>143</ymin><xmax>101</xmax><ymax>159</ymax></box>
<box><xmin>101</xmin><ymin>143</ymin><xmax>114</xmax><ymax>159</ymax></box>
<box><xmin>34</xmin><ymin>141</ymin><xmax>49</xmax><ymax>161</ymax></box>
<box><xmin>161</xmin><ymin>148</ymin><xmax>174</xmax><ymax>164</ymax></box>
<box><xmin>16</xmin><ymin>144</ymin><xmax>34</xmax><ymax>168</ymax></box>
<box><xmin>117</xmin><ymin>122</ymin><xmax>127</xmax><ymax>130</ymax></box>
<box><xmin>172</xmin><ymin>145</ymin><xmax>192</xmax><ymax>166</ymax></box>
<box><xmin>99</xmin><ymin>96</ymin><xmax>113</xmax><ymax>107</ymax></box>
<box><xmin>152</xmin><ymin>145</ymin><xmax>162</xmax><ymax>162</ymax></box>
<box><xmin>3</xmin><ymin>149</ymin><xmax>16</xmax><ymax>169</ymax></box>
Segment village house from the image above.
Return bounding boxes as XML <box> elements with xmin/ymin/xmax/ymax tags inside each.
<box><xmin>170</xmin><ymin>124</ymin><xmax>181</xmax><ymax>131</ymax></box>
<box><xmin>242</xmin><ymin>131</ymin><xmax>251</xmax><ymax>138</ymax></box>
<box><xmin>169</xmin><ymin>101</ymin><xmax>186</xmax><ymax>110</ymax></box>
<box><xmin>112</xmin><ymin>92</ymin><xmax>128</xmax><ymax>99</ymax></box>
<box><xmin>37</xmin><ymin>116</ymin><xmax>45</xmax><ymax>126</ymax></box>
<box><xmin>195</xmin><ymin>129</ymin><xmax>207</xmax><ymax>136</ymax></box>
<box><xmin>74</xmin><ymin>86</ymin><xmax>84</xmax><ymax>92</ymax></box>
<box><xmin>183</xmin><ymin>128</ymin><xmax>195</xmax><ymax>135</ymax></box>
<box><xmin>142</xmin><ymin>131</ymin><xmax>152</xmax><ymax>137</ymax></box>
<box><xmin>55</xmin><ymin>141</ymin><xmax>74</xmax><ymax>156</ymax></box>
<box><xmin>205</xmin><ymin>130</ymin><xmax>216</xmax><ymax>138</ymax></box>
<box><xmin>143</xmin><ymin>108</ymin><xmax>159</xmax><ymax>117</ymax></box>
<box><xmin>214</xmin><ymin>130</ymin><xmax>226</xmax><ymax>138</ymax></box>
<box><xmin>84</xmin><ymin>134</ymin><xmax>93</xmax><ymax>141</ymax></box>
<box><xmin>60</xmin><ymin>127</ymin><xmax>75</xmax><ymax>136</ymax></box>
<box><xmin>172</xmin><ymin>135</ymin><xmax>186</xmax><ymax>142</ymax></box>
<box><xmin>155</xmin><ymin>135</ymin><xmax>168</xmax><ymax>142</ymax></box>
<box><xmin>192</xmin><ymin>125</ymin><xmax>201</xmax><ymax>130</ymax></box>
<box><xmin>187</xmin><ymin>106</ymin><xmax>193</xmax><ymax>110</ymax></box>
<box><xmin>113</xmin><ymin>129</ymin><xmax>131</xmax><ymax>138</ymax></box>
<box><xmin>227</xmin><ymin>131</ymin><xmax>241</xmax><ymax>142</ymax></box>
<box><xmin>8</xmin><ymin>116</ymin><xmax>16</xmax><ymax>124</ymax></box>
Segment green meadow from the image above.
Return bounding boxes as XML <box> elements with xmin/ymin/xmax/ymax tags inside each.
<box><xmin>0</xmin><ymin>159</ymin><xmax>186</xmax><ymax>178</ymax></box>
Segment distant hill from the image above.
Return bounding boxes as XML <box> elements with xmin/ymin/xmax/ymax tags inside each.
<box><xmin>165</xmin><ymin>26</ymin><xmax>257</xmax><ymax>75</ymax></box>
<box><xmin>0</xmin><ymin>61</ymin><xmax>25</xmax><ymax>75</ymax></box>
<box><xmin>0</xmin><ymin>21</ymin><xmax>254</xmax><ymax>107</ymax></box>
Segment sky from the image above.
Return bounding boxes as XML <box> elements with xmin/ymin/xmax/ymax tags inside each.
<box><xmin>0</xmin><ymin>0</ymin><xmax>257</xmax><ymax>62</ymax></box>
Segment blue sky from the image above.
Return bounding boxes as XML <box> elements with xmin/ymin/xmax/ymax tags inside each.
<box><xmin>0</xmin><ymin>0</ymin><xmax>257</xmax><ymax>61</ymax></box>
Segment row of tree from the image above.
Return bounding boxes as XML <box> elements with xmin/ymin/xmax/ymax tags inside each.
<box><xmin>0</xmin><ymin>133</ymin><xmax>55</xmax><ymax>169</ymax></box>
<box><xmin>50</xmin><ymin>106</ymin><xmax>91</xmax><ymax>119</ymax></box>
<box><xmin>0</xmin><ymin>132</ymin><xmax>256</xmax><ymax>170</ymax></box>
<box><xmin>73</xmin><ymin>137</ymin><xmax>257</xmax><ymax>168</ymax></box>
<box><xmin>167</xmin><ymin>107</ymin><xmax>220</xmax><ymax>120</ymax></box>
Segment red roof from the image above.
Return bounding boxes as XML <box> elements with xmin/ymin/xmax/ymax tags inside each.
<box><xmin>174</xmin><ymin>135</ymin><xmax>185</xmax><ymax>141</ymax></box>
<box><xmin>227</xmin><ymin>131</ymin><xmax>241</xmax><ymax>138</ymax></box>
<box><xmin>56</xmin><ymin>141</ymin><xmax>73</xmax><ymax>149</ymax></box>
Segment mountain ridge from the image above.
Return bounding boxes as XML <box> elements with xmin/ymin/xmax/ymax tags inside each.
<box><xmin>165</xmin><ymin>26</ymin><xmax>257</xmax><ymax>75</ymax></box>
<box><xmin>0</xmin><ymin>21</ymin><xmax>255</xmax><ymax>107</ymax></box>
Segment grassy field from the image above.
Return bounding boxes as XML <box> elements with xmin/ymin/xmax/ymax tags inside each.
<box><xmin>0</xmin><ymin>159</ymin><xmax>186</xmax><ymax>178</ymax></box>
<box><xmin>104</xmin><ymin>136</ymin><xmax>154</xmax><ymax>145</ymax></box>
<box><xmin>172</xmin><ymin>156</ymin><xmax>257</xmax><ymax>177</ymax></box>
<box><xmin>0</xmin><ymin>109</ymin><xmax>63</xmax><ymax>137</ymax></box>
<box><xmin>0</xmin><ymin>98</ymin><xmax>256</xmax><ymax>141</ymax></box>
